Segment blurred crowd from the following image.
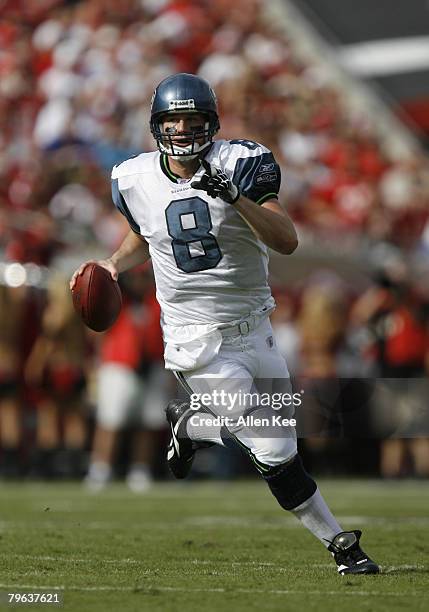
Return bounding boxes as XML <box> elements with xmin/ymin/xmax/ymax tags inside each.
<box><xmin>2</xmin><ymin>0</ymin><xmax>429</xmax><ymax>261</ymax></box>
<box><xmin>1</xmin><ymin>0</ymin><xmax>429</xmax><ymax>484</ymax></box>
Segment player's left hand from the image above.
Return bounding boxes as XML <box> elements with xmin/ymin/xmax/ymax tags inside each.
<box><xmin>191</xmin><ymin>159</ymin><xmax>239</xmax><ymax>204</ymax></box>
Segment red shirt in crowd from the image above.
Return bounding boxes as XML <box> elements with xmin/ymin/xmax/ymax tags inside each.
<box><xmin>100</xmin><ymin>292</ymin><xmax>163</xmax><ymax>368</ymax></box>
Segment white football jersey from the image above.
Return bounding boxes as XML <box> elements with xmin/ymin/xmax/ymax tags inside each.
<box><xmin>111</xmin><ymin>139</ymin><xmax>281</xmax><ymax>327</ymax></box>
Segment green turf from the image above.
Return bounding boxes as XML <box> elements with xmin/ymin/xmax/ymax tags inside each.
<box><xmin>0</xmin><ymin>479</ymin><xmax>427</xmax><ymax>611</ymax></box>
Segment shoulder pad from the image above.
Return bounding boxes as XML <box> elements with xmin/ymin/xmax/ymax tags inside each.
<box><xmin>209</xmin><ymin>139</ymin><xmax>270</xmax><ymax>171</ymax></box>
<box><xmin>227</xmin><ymin>139</ymin><xmax>269</xmax><ymax>157</ymax></box>
<box><xmin>111</xmin><ymin>152</ymin><xmax>157</xmax><ymax>179</ymax></box>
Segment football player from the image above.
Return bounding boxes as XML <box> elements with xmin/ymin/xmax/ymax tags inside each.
<box><xmin>71</xmin><ymin>73</ymin><xmax>379</xmax><ymax>575</ymax></box>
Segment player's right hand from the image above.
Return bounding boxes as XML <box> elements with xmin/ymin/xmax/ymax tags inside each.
<box><xmin>191</xmin><ymin>159</ymin><xmax>240</xmax><ymax>204</ymax></box>
<box><xmin>69</xmin><ymin>259</ymin><xmax>118</xmax><ymax>290</ymax></box>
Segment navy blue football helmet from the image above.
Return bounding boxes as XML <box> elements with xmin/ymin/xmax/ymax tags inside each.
<box><xmin>150</xmin><ymin>73</ymin><xmax>220</xmax><ymax>158</ymax></box>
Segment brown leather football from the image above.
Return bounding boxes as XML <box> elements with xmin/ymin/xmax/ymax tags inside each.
<box><xmin>71</xmin><ymin>263</ymin><xmax>122</xmax><ymax>332</ymax></box>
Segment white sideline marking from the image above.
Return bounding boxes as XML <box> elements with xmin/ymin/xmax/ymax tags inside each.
<box><xmin>190</xmin><ymin>560</ymin><xmax>427</xmax><ymax>572</ymax></box>
<box><xmin>191</xmin><ymin>560</ymin><xmax>332</xmax><ymax>570</ymax></box>
<box><xmin>383</xmin><ymin>565</ymin><xmax>425</xmax><ymax>573</ymax></box>
<box><xmin>1</xmin><ymin>516</ymin><xmax>429</xmax><ymax>532</ymax></box>
<box><xmin>192</xmin><ymin>560</ymin><xmax>277</xmax><ymax>566</ymax></box>
<box><xmin>3</xmin><ymin>554</ymin><xmax>310</xmax><ymax>571</ymax></box>
<box><xmin>0</xmin><ymin>583</ymin><xmax>423</xmax><ymax>597</ymax></box>
<box><xmin>6</xmin><ymin>554</ymin><xmax>142</xmax><ymax>566</ymax></box>
<box><xmin>0</xmin><ymin>520</ymin><xmax>185</xmax><ymax>531</ymax></box>
<box><xmin>0</xmin><ymin>554</ymin><xmax>324</xmax><ymax>572</ymax></box>
<box><xmin>5</xmin><ymin>555</ymin><xmax>425</xmax><ymax>575</ymax></box>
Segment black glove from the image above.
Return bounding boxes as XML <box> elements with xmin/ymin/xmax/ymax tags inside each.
<box><xmin>191</xmin><ymin>159</ymin><xmax>240</xmax><ymax>204</ymax></box>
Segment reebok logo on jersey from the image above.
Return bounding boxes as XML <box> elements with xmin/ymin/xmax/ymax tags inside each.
<box><xmin>260</xmin><ymin>163</ymin><xmax>275</xmax><ymax>172</ymax></box>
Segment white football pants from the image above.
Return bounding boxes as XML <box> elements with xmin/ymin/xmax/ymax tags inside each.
<box><xmin>176</xmin><ymin>317</ymin><xmax>298</xmax><ymax>470</ymax></box>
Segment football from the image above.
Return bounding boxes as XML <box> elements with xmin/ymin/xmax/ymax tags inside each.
<box><xmin>71</xmin><ymin>263</ymin><xmax>122</xmax><ymax>332</ymax></box>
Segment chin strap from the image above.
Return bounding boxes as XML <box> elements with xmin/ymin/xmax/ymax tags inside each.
<box><xmin>160</xmin><ymin>136</ymin><xmax>212</xmax><ymax>159</ymax></box>
<box><xmin>170</xmin><ymin>153</ymin><xmax>200</xmax><ymax>161</ymax></box>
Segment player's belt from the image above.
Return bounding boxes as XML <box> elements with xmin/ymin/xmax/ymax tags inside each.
<box><xmin>218</xmin><ymin>311</ymin><xmax>271</xmax><ymax>338</ymax></box>
<box><xmin>219</xmin><ymin>320</ymin><xmax>253</xmax><ymax>337</ymax></box>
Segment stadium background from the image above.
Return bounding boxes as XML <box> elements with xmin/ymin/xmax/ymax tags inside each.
<box><xmin>1</xmin><ymin>0</ymin><xmax>429</xmax><ymax>486</ymax></box>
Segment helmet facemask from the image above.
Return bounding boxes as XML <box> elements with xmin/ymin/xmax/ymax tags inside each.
<box><xmin>151</xmin><ymin>112</ymin><xmax>219</xmax><ymax>160</ymax></box>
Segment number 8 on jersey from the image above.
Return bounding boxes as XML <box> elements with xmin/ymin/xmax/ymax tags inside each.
<box><xmin>165</xmin><ymin>197</ymin><xmax>222</xmax><ymax>273</ymax></box>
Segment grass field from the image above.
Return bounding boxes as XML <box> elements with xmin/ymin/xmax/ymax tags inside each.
<box><xmin>0</xmin><ymin>479</ymin><xmax>427</xmax><ymax>611</ymax></box>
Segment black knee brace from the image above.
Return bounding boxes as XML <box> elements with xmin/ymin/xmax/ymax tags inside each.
<box><xmin>263</xmin><ymin>454</ymin><xmax>317</xmax><ymax>511</ymax></box>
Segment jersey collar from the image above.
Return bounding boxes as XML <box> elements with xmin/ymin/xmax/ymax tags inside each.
<box><xmin>160</xmin><ymin>153</ymin><xmax>181</xmax><ymax>183</ymax></box>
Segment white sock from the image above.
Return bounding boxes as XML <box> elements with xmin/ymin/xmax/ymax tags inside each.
<box><xmin>126</xmin><ymin>463</ymin><xmax>152</xmax><ymax>493</ymax></box>
<box><xmin>186</xmin><ymin>411</ymin><xmax>225</xmax><ymax>446</ymax></box>
<box><xmin>291</xmin><ymin>488</ymin><xmax>342</xmax><ymax>547</ymax></box>
<box><xmin>86</xmin><ymin>461</ymin><xmax>112</xmax><ymax>483</ymax></box>
<box><xmin>128</xmin><ymin>463</ymin><xmax>151</xmax><ymax>478</ymax></box>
